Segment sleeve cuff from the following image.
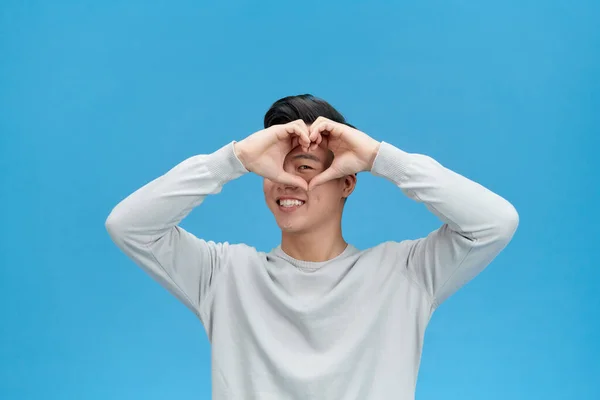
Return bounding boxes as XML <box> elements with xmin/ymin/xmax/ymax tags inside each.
<box><xmin>206</xmin><ymin>141</ymin><xmax>249</xmax><ymax>184</ymax></box>
<box><xmin>370</xmin><ymin>141</ymin><xmax>413</xmax><ymax>185</ymax></box>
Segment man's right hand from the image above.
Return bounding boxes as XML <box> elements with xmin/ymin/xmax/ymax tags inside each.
<box><xmin>234</xmin><ymin>120</ymin><xmax>315</xmax><ymax>190</ymax></box>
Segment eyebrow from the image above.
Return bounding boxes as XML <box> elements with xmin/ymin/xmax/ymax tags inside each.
<box><xmin>292</xmin><ymin>153</ymin><xmax>321</xmax><ymax>163</ymax></box>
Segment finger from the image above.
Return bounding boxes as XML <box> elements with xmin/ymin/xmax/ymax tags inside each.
<box><xmin>308</xmin><ymin>167</ymin><xmax>341</xmax><ymax>191</ymax></box>
<box><xmin>310</xmin><ymin>120</ymin><xmax>339</xmax><ymax>141</ymax></box>
<box><xmin>318</xmin><ymin>135</ymin><xmax>329</xmax><ymax>150</ymax></box>
<box><xmin>309</xmin><ymin>120</ymin><xmax>324</xmax><ymax>139</ymax></box>
<box><xmin>307</xmin><ymin>131</ymin><xmax>323</xmax><ymax>152</ymax></box>
<box><xmin>280</xmin><ymin>120</ymin><xmax>309</xmax><ymax>150</ymax></box>
<box><xmin>291</xmin><ymin>120</ymin><xmax>311</xmax><ymax>151</ymax></box>
<box><xmin>312</xmin><ymin>116</ymin><xmax>328</xmax><ymax>128</ymax></box>
<box><xmin>309</xmin><ymin>121</ymin><xmax>322</xmax><ymax>142</ymax></box>
<box><xmin>308</xmin><ymin>135</ymin><xmax>321</xmax><ymax>151</ymax></box>
<box><xmin>316</xmin><ymin>133</ymin><xmax>323</xmax><ymax>145</ymax></box>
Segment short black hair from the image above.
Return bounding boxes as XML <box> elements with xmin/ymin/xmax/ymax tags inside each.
<box><xmin>264</xmin><ymin>94</ymin><xmax>355</xmax><ymax>129</ymax></box>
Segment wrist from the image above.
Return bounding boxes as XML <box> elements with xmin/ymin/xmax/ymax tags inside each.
<box><xmin>233</xmin><ymin>140</ymin><xmax>249</xmax><ymax>168</ymax></box>
<box><xmin>365</xmin><ymin>139</ymin><xmax>381</xmax><ymax>171</ymax></box>
<box><xmin>233</xmin><ymin>140</ymin><xmax>243</xmax><ymax>158</ymax></box>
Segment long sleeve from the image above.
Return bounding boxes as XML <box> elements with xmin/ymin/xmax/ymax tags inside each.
<box><xmin>370</xmin><ymin>141</ymin><xmax>519</xmax><ymax>309</ymax></box>
<box><xmin>105</xmin><ymin>142</ymin><xmax>249</xmax><ymax>317</ymax></box>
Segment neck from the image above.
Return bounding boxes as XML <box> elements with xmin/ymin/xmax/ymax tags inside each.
<box><xmin>280</xmin><ymin>221</ymin><xmax>347</xmax><ymax>262</ymax></box>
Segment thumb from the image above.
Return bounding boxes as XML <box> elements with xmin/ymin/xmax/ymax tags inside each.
<box><xmin>275</xmin><ymin>172</ymin><xmax>308</xmax><ymax>191</ymax></box>
<box><xmin>308</xmin><ymin>167</ymin><xmax>340</xmax><ymax>191</ymax></box>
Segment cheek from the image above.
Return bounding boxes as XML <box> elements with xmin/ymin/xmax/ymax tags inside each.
<box><xmin>311</xmin><ymin>182</ymin><xmax>344</xmax><ymax>207</ymax></box>
<box><xmin>263</xmin><ymin>179</ymin><xmax>272</xmax><ymax>194</ymax></box>
<box><xmin>263</xmin><ymin>180</ymin><xmax>275</xmax><ymax>206</ymax></box>
<box><xmin>311</xmin><ymin>192</ymin><xmax>321</xmax><ymax>205</ymax></box>
<box><xmin>308</xmin><ymin>186</ymin><xmax>333</xmax><ymax>208</ymax></box>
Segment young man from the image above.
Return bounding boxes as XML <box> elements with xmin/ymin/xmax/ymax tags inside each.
<box><xmin>106</xmin><ymin>94</ymin><xmax>519</xmax><ymax>399</ymax></box>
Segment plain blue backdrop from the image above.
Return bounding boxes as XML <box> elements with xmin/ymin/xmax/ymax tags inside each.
<box><xmin>1</xmin><ymin>1</ymin><xmax>598</xmax><ymax>399</ymax></box>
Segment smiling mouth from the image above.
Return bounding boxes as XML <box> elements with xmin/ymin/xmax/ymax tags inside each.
<box><xmin>276</xmin><ymin>199</ymin><xmax>305</xmax><ymax>211</ymax></box>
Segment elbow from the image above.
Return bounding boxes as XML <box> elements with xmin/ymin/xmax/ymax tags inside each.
<box><xmin>105</xmin><ymin>209</ymin><xmax>124</xmax><ymax>241</ymax></box>
<box><xmin>496</xmin><ymin>202</ymin><xmax>520</xmax><ymax>241</ymax></box>
<box><xmin>105</xmin><ymin>213</ymin><xmax>116</xmax><ymax>234</ymax></box>
<box><xmin>105</xmin><ymin>210</ymin><xmax>133</xmax><ymax>250</ymax></box>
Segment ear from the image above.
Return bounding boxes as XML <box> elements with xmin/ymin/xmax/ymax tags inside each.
<box><xmin>341</xmin><ymin>173</ymin><xmax>357</xmax><ymax>198</ymax></box>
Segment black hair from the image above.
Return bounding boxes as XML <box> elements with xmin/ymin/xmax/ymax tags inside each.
<box><xmin>264</xmin><ymin>94</ymin><xmax>355</xmax><ymax>129</ymax></box>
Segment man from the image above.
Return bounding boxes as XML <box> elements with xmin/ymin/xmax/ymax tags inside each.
<box><xmin>106</xmin><ymin>94</ymin><xmax>519</xmax><ymax>399</ymax></box>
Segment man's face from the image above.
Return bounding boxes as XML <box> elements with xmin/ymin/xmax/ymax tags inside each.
<box><xmin>263</xmin><ymin>139</ymin><xmax>355</xmax><ymax>234</ymax></box>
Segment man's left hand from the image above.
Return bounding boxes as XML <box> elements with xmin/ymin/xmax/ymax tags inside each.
<box><xmin>308</xmin><ymin>116</ymin><xmax>381</xmax><ymax>190</ymax></box>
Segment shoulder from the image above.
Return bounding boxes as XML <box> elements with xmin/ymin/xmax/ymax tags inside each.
<box><xmin>359</xmin><ymin>240</ymin><xmax>435</xmax><ymax>304</ymax></box>
<box><xmin>359</xmin><ymin>240</ymin><xmax>417</xmax><ymax>261</ymax></box>
<box><xmin>190</xmin><ymin>240</ymin><xmax>262</xmax><ymax>271</ymax></box>
<box><xmin>356</xmin><ymin>240</ymin><xmax>425</xmax><ymax>280</ymax></box>
<box><xmin>217</xmin><ymin>242</ymin><xmax>271</xmax><ymax>271</ymax></box>
<box><xmin>216</xmin><ymin>241</ymin><xmax>262</xmax><ymax>258</ymax></box>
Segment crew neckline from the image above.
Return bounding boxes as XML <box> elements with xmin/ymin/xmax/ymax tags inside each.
<box><xmin>271</xmin><ymin>244</ymin><xmax>359</xmax><ymax>272</ymax></box>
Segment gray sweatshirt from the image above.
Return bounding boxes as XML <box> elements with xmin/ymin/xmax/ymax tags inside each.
<box><xmin>106</xmin><ymin>141</ymin><xmax>519</xmax><ymax>400</ymax></box>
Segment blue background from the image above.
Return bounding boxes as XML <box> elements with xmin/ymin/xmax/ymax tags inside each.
<box><xmin>1</xmin><ymin>1</ymin><xmax>598</xmax><ymax>399</ymax></box>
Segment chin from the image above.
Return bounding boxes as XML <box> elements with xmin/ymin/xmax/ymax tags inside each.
<box><xmin>278</xmin><ymin>221</ymin><xmax>302</xmax><ymax>233</ymax></box>
<box><xmin>276</xmin><ymin>217</ymin><xmax>309</xmax><ymax>234</ymax></box>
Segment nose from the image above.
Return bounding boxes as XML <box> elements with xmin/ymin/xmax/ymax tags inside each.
<box><xmin>274</xmin><ymin>173</ymin><xmax>305</xmax><ymax>191</ymax></box>
<box><xmin>277</xmin><ymin>182</ymin><xmax>303</xmax><ymax>192</ymax></box>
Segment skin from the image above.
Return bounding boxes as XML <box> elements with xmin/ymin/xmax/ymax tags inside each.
<box><xmin>236</xmin><ymin>116</ymin><xmax>381</xmax><ymax>262</ymax></box>
<box><xmin>263</xmin><ymin>137</ymin><xmax>357</xmax><ymax>262</ymax></box>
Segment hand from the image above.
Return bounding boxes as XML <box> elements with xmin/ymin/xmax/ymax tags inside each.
<box><xmin>308</xmin><ymin>116</ymin><xmax>381</xmax><ymax>190</ymax></box>
<box><xmin>234</xmin><ymin>120</ymin><xmax>312</xmax><ymax>190</ymax></box>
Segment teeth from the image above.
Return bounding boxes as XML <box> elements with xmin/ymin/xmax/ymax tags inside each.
<box><xmin>279</xmin><ymin>199</ymin><xmax>305</xmax><ymax>207</ymax></box>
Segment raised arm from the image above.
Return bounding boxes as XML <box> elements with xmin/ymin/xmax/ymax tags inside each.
<box><xmin>370</xmin><ymin>142</ymin><xmax>519</xmax><ymax>309</ymax></box>
<box><xmin>105</xmin><ymin>120</ymin><xmax>314</xmax><ymax>317</ymax></box>
<box><xmin>307</xmin><ymin>117</ymin><xmax>519</xmax><ymax>309</ymax></box>
<box><xmin>105</xmin><ymin>142</ymin><xmax>248</xmax><ymax>316</ymax></box>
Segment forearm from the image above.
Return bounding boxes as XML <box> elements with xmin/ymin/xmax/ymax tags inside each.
<box><xmin>370</xmin><ymin>141</ymin><xmax>519</xmax><ymax>306</ymax></box>
<box><xmin>105</xmin><ymin>141</ymin><xmax>248</xmax><ymax>246</ymax></box>
<box><xmin>370</xmin><ymin>141</ymin><xmax>519</xmax><ymax>241</ymax></box>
